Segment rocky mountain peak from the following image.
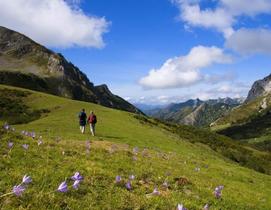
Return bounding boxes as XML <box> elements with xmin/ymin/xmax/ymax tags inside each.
<box><xmin>246</xmin><ymin>74</ymin><xmax>271</xmax><ymax>102</ymax></box>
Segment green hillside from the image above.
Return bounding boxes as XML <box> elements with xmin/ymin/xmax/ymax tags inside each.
<box><xmin>210</xmin><ymin>94</ymin><xmax>271</xmax><ymax>152</ymax></box>
<box><xmin>1</xmin><ymin>85</ymin><xmax>271</xmax><ymax>210</ymax></box>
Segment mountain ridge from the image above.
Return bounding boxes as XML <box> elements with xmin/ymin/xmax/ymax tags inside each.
<box><xmin>0</xmin><ymin>26</ymin><xmax>141</xmax><ymax>114</ymax></box>
<box><xmin>145</xmin><ymin>98</ymin><xmax>242</xmax><ymax>127</ymax></box>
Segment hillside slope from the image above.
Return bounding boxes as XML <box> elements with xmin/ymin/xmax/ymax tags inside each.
<box><xmin>0</xmin><ymin>84</ymin><xmax>271</xmax><ymax>209</ymax></box>
<box><xmin>0</xmin><ymin>26</ymin><xmax>140</xmax><ymax>113</ymax></box>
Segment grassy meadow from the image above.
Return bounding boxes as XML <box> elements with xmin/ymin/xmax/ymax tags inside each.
<box><xmin>0</xmin><ymin>84</ymin><xmax>271</xmax><ymax>210</ymax></box>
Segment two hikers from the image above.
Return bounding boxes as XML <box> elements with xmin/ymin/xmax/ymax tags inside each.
<box><xmin>78</xmin><ymin>109</ymin><xmax>97</xmax><ymax>136</ymax></box>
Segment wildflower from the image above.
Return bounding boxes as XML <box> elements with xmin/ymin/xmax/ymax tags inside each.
<box><xmin>8</xmin><ymin>142</ymin><xmax>13</xmax><ymax>149</ymax></box>
<box><xmin>22</xmin><ymin>144</ymin><xmax>29</xmax><ymax>150</ymax></box>
<box><xmin>203</xmin><ymin>204</ymin><xmax>209</xmax><ymax>210</ymax></box>
<box><xmin>31</xmin><ymin>132</ymin><xmax>36</xmax><ymax>139</ymax></box>
<box><xmin>129</xmin><ymin>175</ymin><xmax>135</xmax><ymax>180</ymax></box>
<box><xmin>151</xmin><ymin>187</ymin><xmax>160</xmax><ymax>195</ymax></box>
<box><xmin>38</xmin><ymin>139</ymin><xmax>43</xmax><ymax>146</ymax></box>
<box><xmin>3</xmin><ymin>123</ymin><xmax>10</xmax><ymax>130</ymax></box>
<box><xmin>132</xmin><ymin>156</ymin><xmax>137</xmax><ymax>161</ymax></box>
<box><xmin>177</xmin><ymin>203</ymin><xmax>187</xmax><ymax>210</ymax></box>
<box><xmin>57</xmin><ymin>181</ymin><xmax>68</xmax><ymax>192</ymax></box>
<box><xmin>214</xmin><ymin>185</ymin><xmax>224</xmax><ymax>198</ymax></box>
<box><xmin>73</xmin><ymin>180</ymin><xmax>81</xmax><ymax>189</ymax></box>
<box><xmin>71</xmin><ymin>172</ymin><xmax>83</xmax><ymax>181</ymax></box>
<box><xmin>115</xmin><ymin>175</ymin><xmax>121</xmax><ymax>183</ymax></box>
<box><xmin>133</xmin><ymin>147</ymin><xmax>139</xmax><ymax>154</ymax></box>
<box><xmin>12</xmin><ymin>185</ymin><xmax>25</xmax><ymax>196</ymax></box>
<box><xmin>162</xmin><ymin>181</ymin><xmax>169</xmax><ymax>189</ymax></box>
<box><xmin>125</xmin><ymin>181</ymin><xmax>132</xmax><ymax>190</ymax></box>
<box><xmin>22</xmin><ymin>175</ymin><xmax>32</xmax><ymax>184</ymax></box>
<box><xmin>195</xmin><ymin>167</ymin><xmax>200</xmax><ymax>172</ymax></box>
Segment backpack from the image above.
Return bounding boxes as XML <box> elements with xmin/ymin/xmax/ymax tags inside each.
<box><xmin>92</xmin><ymin>115</ymin><xmax>97</xmax><ymax>124</ymax></box>
<box><xmin>79</xmin><ymin>112</ymin><xmax>86</xmax><ymax>121</ymax></box>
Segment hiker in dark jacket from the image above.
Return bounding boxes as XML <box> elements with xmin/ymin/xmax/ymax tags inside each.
<box><xmin>78</xmin><ymin>109</ymin><xmax>87</xmax><ymax>134</ymax></box>
<box><xmin>88</xmin><ymin>111</ymin><xmax>97</xmax><ymax>136</ymax></box>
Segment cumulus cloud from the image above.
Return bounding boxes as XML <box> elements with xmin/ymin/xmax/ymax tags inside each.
<box><xmin>0</xmin><ymin>0</ymin><xmax>109</xmax><ymax>48</ymax></box>
<box><xmin>139</xmin><ymin>46</ymin><xmax>231</xmax><ymax>89</ymax></box>
<box><xmin>177</xmin><ymin>2</ymin><xmax>234</xmax><ymax>38</ymax></box>
<box><xmin>226</xmin><ymin>28</ymin><xmax>271</xmax><ymax>55</ymax></box>
<box><xmin>174</xmin><ymin>0</ymin><xmax>271</xmax><ymax>38</ymax></box>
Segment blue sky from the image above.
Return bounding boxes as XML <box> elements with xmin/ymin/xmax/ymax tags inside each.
<box><xmin>1</xmin><ymin>0</ymin><xmax>271</xmax><ymax>104</ymax></box>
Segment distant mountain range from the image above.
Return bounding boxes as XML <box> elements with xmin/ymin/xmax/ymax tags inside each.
<box><xmin>0</xmin><ymin>26</ymin><xmax>141</xmax><ymax>114</ymax></box>
<box><xmin>143</xmin><ymin>97</ymin><xmax>243</xmax><ymax>127</ymax></box>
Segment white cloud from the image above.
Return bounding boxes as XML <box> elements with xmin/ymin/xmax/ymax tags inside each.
<box><xmin>174</xmin><ymin>0</ymin><xmax>271</xmax><ymax>38</ymax></box>
<box><xmin>221</xmin><ymin>0</ymin><xmax>271</xmax><ymax>16</ymax></box>
<box><xmin>226</xmin><ymin>28</ymin><xmax>271</xmax><ymax>55</ymax></box>
<box><xmin>178</xmin><ymin>2</ymin><xmax>234</xmax><ymax>38</ymax></box>
<box><xmin>139</xmin><ymin>46</ymin><xmax>231</xmax><ymax>89</ymax></box>
<box><xmin>0</xmin><ymin>0</ymin><xmax>109</xmax><ymax>48</ymax></box>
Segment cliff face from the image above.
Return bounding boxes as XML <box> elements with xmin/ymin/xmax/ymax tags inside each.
<box><xmin>246</xmin><ymin>74</ymin><xmax>271</xmax><ymax>102</ymax></box>
<box><xmin>0</xmin><ymin>26</ymin><xmax>141</xmax><ymax>114</ymax></box>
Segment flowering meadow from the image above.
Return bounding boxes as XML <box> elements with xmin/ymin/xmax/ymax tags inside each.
<box><xmin>0</xmin><ymin>85</ymin><xmax>271</xmax><ymax>209</ymax></box>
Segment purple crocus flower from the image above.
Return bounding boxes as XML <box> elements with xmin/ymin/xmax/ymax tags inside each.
<box><xmin>3</xmin><ymin>123</ymin><xmax>10</xmax><ymax>130</ymax></box>
<box><xmin>151</xmin><ymin>188</ymin><xmax>160</xmax><ymax>195</ymax></box>
<box><xmin>125</xmin><ymin>181</ymin><xmax>132</xmax><ymax>190</ymax></box>
<box><xmin>214</xmin><ymin>185</ymin><xmax>224</xmax><ymax>198</ymax></box>
<box><xmin>31</xmin><ymin>132</ymin><xmax>36</xmax><ymax>139</ymax></box>
<box><xmin>73</xmin><ymin>180</ymin><xmax>81</xmax><ymax>189</ymax></box>
<box><xmin>57</xmin><ymin>181</ymin><xmax>68</xmax><ymax>192</ymax></box>
<box><xmin>129</xmin><ymin>175</ymin><xmax>135</xmax><ymax>180</ymax></box>
<box><xmin>214</xmin><ymin>190</ymin><xmax>222</xmax><ymax>198</ymax></box>
<box><xmin>177</xmin><ymin>203</ymin><xmax>187</xmax><ymax>210</ymax></box>
<box><xmin>8</xmin><ymin>142</ymin><xmax>14</xmax><ymax>149</ymax></box>
<box><xmin>22</xmin><ymin>175</ymin><xmax>32</xmax><ymax>184</ymax></box>
<box><xmin>203</xmin><ymin>204</ymin><xmax>209</xmax><ymax>210</ymax></box>
<box><xmin>12</xmin><ymin>185</ymin><xmax>25</xmax><ymax>196</ymax></box>
<box><xmin>22</xmin><ymin>144</ymin><xmax>29</xmax><ymax>150</ymax></box>
<box><xmin>115</xmin><ymin>175</ymin><xmax>121</xmax><ymax>183</ymax></box>
<box><xmin>133</xmin><ymin>147</ymin><xmax>139</xmax><ymax>154</ymax></box>
<box><xmin>71</xmin><ymin>172</ymin><xmax>83</xmax><ymax>181</ymax></box>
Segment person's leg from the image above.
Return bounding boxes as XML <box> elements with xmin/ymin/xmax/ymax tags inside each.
<box><xmin>82</xmin><ymin>125</ymin><xmax>85</xmax><ymax>134</ymax></box>
<box><xmin>90</xmin><ymin>124</ymin><xmax>95</xmax><ymax>136</ymax></box>
<box><xmin>90</xmin><ymin>124</ymin><xmax>93</xmax><ymax>135</ymax></box>
<box><xmin>92</xmin><ymin>124</ymin><xmax>95</xmax><ymax>136</ymax></box>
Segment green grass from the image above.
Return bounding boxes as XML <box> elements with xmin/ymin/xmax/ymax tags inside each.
<box><xmin>1</xmin><ymin>84</ymin><xmax>271</xmax><ymax>209</ymax></box>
